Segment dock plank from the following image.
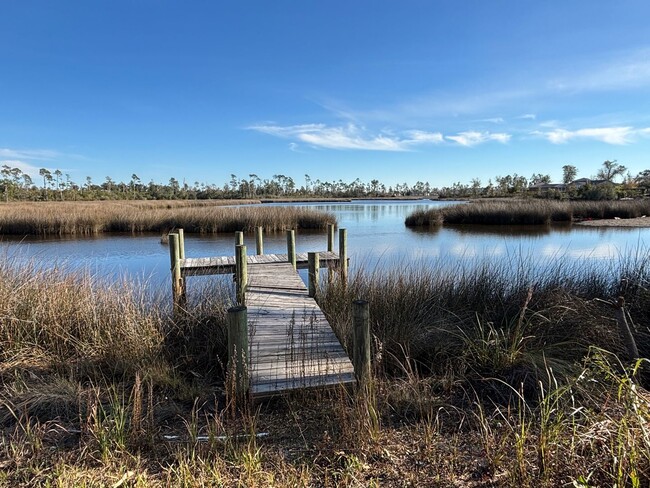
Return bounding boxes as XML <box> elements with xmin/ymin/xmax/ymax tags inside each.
<box><xmin>180</xmin><ymin>252</ymin><xmax>343</xmax><ymax>277</ymax></box>
<box><xmin>245</xmin><ymin>261</ymin><xmax>355</xmax><ymax>397</ymax></box>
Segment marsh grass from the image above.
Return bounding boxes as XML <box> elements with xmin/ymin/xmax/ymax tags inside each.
<box><xmin>0</xmin><ymin>200</ymin><xmax>335</xmax><ymax>236</ymax></box>
<box><xmin>0</xmin><ymin>255</ymin><xmax>649</xmax><ymax>486</ymax></box>
<box><xmin>406</xmin><ymin>199</ymin><xmax>650</xmax><ymax>226</ymax></box>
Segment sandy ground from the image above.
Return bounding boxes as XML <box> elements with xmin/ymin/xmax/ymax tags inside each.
<box><xmin>576</xmin><ymin>216</ymin><xmax>650</xmax><ymax>227</ymax></box>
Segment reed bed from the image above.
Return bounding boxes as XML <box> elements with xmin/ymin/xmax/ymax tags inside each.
<box><xmin>0</xmin><ymin>255</ymin><xmax>649</xmax><ymax>486</ymax></box>
<box><xmin>0</xmin><ymin>201</ymin><xmax>335</xmax><ymax>235</ymax></box>
<box><xmin>406</xmin><ymin>199</ymin><xmax>650</xmax><ymax>226</ymax></box>
<box><xmin>321</xmin><ymin>255</ymin><xmax>649</xmax><ymax>386</ymax></box>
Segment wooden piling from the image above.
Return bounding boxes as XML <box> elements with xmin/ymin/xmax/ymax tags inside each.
<box><xmin>177</xmin><ymin>228</ymin><xmax>185</xmax><ymax>259</ymax></box>
<box><xmin>286</xmin><ymin>229</ymin><xmax>296</xmax><ymax>270</ymax></box>
<box><xmin>227</xmin><ymin>305</ymin><xmax>249</xmax><ymax>403</ymax></box>
<box><xmin>326</xmin><ymin>224</ymin><xmax>335</xmax><ymax>283</ymax></box>
<box><xmin>352</xmin><ymin>299</ymin><xmax>371</xmax><ymax>386</ymax></box>
<box><xmin>339</xmin><ymin>228</ymin><xmax>348</xmax><ymax>280</ymax></box>
<box><xmin>235</xmin><ymin>244</ymin><xmax>247</xmax><ymax>305</ymax></box>
<box><xmin>255</xmin><ymin>226</ymin><xmax>264</xmax><ymax>255</ymax></box>
<box><xmin>327</xmin><ymin>224</ymin><xmax>335</xmax><ymax>252</ymax></box>
<box><xmin>169</xmin><ymin>233</ymin><xmax>184</xmax><ymax>309</ymax></box>
<box><xmin>235</xmin><ymin>231</ymin><xmax>244</xmax><ymax>247</ymax></box>
<box><xmin>308</xmin><ymin>252</ymin><xmax>320</xmax><ymax>298</ymax></box>
<box><xmin>177</xmin><ymin>229</ymin><xmax>186</xmax><ymax>298</ymax></box>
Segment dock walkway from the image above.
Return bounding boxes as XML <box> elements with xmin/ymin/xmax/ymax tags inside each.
<box><xmin>246</xmin><ymin>261</ymin><xmax>355</xmax><ymax>397</ymax></box>
<box><xmin>168</xmin><ymin>227</ymin><xmax>356</xmax><ymax>400</ymax></box>
<box><xmin>180</xmin><ymin>251</ymin><xmax>341</xmax><ymax>276</ymax></box>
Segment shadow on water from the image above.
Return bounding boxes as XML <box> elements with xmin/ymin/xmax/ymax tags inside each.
<box><xmin>406</xmin><ymin>223</ymin><xmax>573</xmax><ymax>237</ymax></box>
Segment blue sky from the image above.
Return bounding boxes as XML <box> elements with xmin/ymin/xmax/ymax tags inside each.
<box><xmin>2</xmin><ymin>1</ymin><xmax>650</xmax><ymax>189</ymax></box>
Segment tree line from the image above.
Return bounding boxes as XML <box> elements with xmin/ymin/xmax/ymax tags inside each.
<box><xmin>0</xmin><ymin>160</ymin><xmax>647</xmax><ymax>202</ymax></box>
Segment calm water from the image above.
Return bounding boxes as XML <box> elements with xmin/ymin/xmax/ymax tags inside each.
<box><xmin>2</xmin><ymin>200</ymin><xmax>649</xmax><ymax>289</ymax></box>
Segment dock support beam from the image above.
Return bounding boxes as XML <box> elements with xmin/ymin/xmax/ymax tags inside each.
<box><xmin>339</xmin><ymin>228</ymin><xmax>348</xmax><ymax>281</ymax></box>
<box><xmin>286</xmin><ymin>229</ymin><xmax>296</xmax><ymax>270</ymax></box>
<box><xmin>308</xmin><ymin>252</ymin><xmax>320</xmax><ymax>298</ymax></box>
<box><xmin>235</xmin><ymin>244</ymin><xmax>247</xmax><ymax>305</ymax></box>
<box><xmin>169</xmin><ymin>232</ymin><xmax>186</xmax><ymax>311</ymax></box>
<box><xmin>352</xmin><ymin>300</ymin><xmax>371</xmax><ymax>386</ymax></box>
<box><xmin>227</xmin><ymin>305</ymin><xmax>249</xmax><ymax>406</ymax></box>
<box><xmin>327</xmin><ymin>223</ymin><xmax>335</xmax><ymax>252</ymax></box>
<box><xmin>255</xmin><ymin>226</ymin><xmax>264</xmax><ymax>255</ymax></box>
<box><xmin>177</xmin><ymin>228</ymin><xmax>186</xmax><ymax>260</ymax></box>
<box><xmin>235</xmin><ymin>231</ymin><xmax>244</xmax><ymax>247</ymax></box>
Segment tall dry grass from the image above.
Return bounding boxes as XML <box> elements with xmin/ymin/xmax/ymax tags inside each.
<box><xmin>0</xmin><ymin>200</ymin><xmax>335</xmax><ymax>236</ymax></box>
<box><xmin>406</xmin><ymin>199</ymin><xmax>650</xmax><ymax>226</ymax></box>
<box><xmin>321</xmin><ymin>255</ymin><xmax>650</xmax><ymax>394</ymax></box>
<box><xmin>0</xmin><ymin>254</ymin><xmax>649</xmax><ymax>486</ymax></box>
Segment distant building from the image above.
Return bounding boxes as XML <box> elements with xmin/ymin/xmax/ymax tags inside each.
<box><xmin>528</xmin><ymin>178</ymin><xmax>614</xmax><ymax>194</ymax></box>
<box><xmin>529</xmin><ymin>182</ymin><xmax>566</xmax><ymax>192</ymax></box>
<box><xmin>569</xmin><ymin>178</ymin><xmax>609</xmax><ymax>187</ymax></box>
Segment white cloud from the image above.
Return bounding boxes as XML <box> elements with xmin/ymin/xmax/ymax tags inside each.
<box><xmin>404</xmin><ymin>130</ymin><xmax>444</xmax><ymax>144</ymax></box>
<box><xmin>249</xmin><ymin>123</ymin><xmax>445</xmax><ymax>151</ymax></box>
<box><xmin>478</xmin><ymin>117</ymin><xmax>504</xmax><ymax>124</ymax></box>
<box><xmin>0</xmin><ymin>159</ymin><xmax>46</xmax><ymax>178</ymax></box>
<box><xmin>0</xmin><ymin>148</ymin><xmax>62</xmax><ymax>161</ymax></box>
<box><xmin>445</xmin><ymin>131</ymin><xmax>511</xmax><ymax>147</ymax></box>
<box><xmin>548</xmin><ymin>48</ymin><xmax>650</xmax><ymax>93</ymax></box>
<box><xmin>537</xmin><ymin>126</ymin><xmax>649</xmax><ymax>145</ymax></box>
<box><xmin>517</xmin><ymin>113</ymin><xmax>536</xmax><ymax>120</ymax></box>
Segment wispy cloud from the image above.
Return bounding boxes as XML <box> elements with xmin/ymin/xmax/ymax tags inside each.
<box><xmin>476</xmin><ymin>117</ymin><xmax>504</xmax><ymax>124</ymax></box>
<box><xmin>249</xmin><ymin>123</ymin><xmax>446</xmax><ymax>151</ymax></box>
<box><xmin>0</xmin><ymin>159</ymin><xmax>47</xmax><ymax>178</ymax></box>
<box><xmin>0</xmin><ymin>148</ymin><xmax>62</xmax><ymax>161</ymax></box>
<box><xmin>517</xmin><ymin>113</ymin><xmax>536</xmax><ymax>120</ymax></box>
<box><xmin>250</xmin><ymin>123</ymin><xmax>509</xmax><ymax>150</ymax></box>
<box><xmin>445</xmin><ymin>131</ymin><xmax>511</xmax><ymax>147</ymax></box>
<box><xmin>534</xmin><ymin>126</ymin><xmax>650</xmax><ymax>145</ymax></box>
<box><xmin>548</xmin><ymin>48</ymin><xmax>650</xmax><ymax>93</ymax></box>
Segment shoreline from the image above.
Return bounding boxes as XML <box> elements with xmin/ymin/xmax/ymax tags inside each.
<box><xmin>575</xmin><ymin>216</ymin><xmax>650</xmax><ymax>227</ymax></box>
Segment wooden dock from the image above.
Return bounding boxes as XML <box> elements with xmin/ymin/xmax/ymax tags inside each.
<box><xmin>246</xmin><ymin>261</ymin><xmax>355</xmax><ymax>397</ymax></box>
<box><xmin>168</xmin><ymin>226</ymin><xmax>359</xmax><ymax>400</ymax></box>
<box><xmin>179</xmin><ymin>251</ymin><xmax>342</xmax><ymax>277</ymax></box>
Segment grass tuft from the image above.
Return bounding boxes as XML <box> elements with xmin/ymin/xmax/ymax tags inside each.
<box><xmin>0</xmin><ymin>200</ymin><xmax>336</xmax><ymax>236</ymax></box>
<box><xmin>405</xmin><ymin>199</ymin><xmax>650</xmax><ymax>226</ymax></box>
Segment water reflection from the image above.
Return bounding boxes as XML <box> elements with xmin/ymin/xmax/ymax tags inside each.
<box><xmin>1</xmin><ymin>201</ymin><xmax>649</xmax><ymax>295</ymax></box>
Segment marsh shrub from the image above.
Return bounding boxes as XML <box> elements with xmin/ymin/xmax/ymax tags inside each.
<box><xmin>406</xmin><ymin>199</ymin><xmax>650</xmax><ymax>226</ymax></box>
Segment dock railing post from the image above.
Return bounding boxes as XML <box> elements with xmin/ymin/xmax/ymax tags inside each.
<box><xmin>169</xmin><ymin>232</ymin><xmax>185</xmax><ymax>312</ymax></box>
<box><xmin>235</xmin><ymin>231</ymin><xmax>244</xmax><ymax>247</ymax></box>
<box><xmin>327</xmin><ymin>224</ymin><xmax>335</xmax><ymax>283</ymax></box>
<box><xmin>352</xmin><ymin>299</ymin><xmax>371</xmax><ymax>387</ymax></box>
<box><xmin>327</xmin><ymin>223</ymin><xmax>335</xmax><ymax>252</ymax></box>
<box><xmin>286</xmin><ymin>229</ymin><xmax>296</xmax><ymax>270</ymax></box>
<box><xmin>177</xmin><ymin>228</ymin><xmax>187</xmax><ymax>299</ymax></box>
<box><xmin>235</xmin><ymin>244</ymin><xmax>247</xmax><ymax>305</ymax></box>
<box><xmin>177</xmin><ymin>228</ymin><xmax>186</xmax><ymax>260</ymax></box>
<box><xmin>227</xmin><ymin>305</ymin><xmax>249</xmax><ymax>407</ymax></box>
<box><xmin>308</xmin><ymin>252</ymin><xmax>320</xmax><ymax>298</ymax></box>
<box><xmin>339</xmin><ymin>228</ymin><xmax>348</xmax><ymax>281</ymax></box>
<box><xmin>255</xmin><ymin>226</ymin><xmax>264</xmax><ymax>255</ymax></box>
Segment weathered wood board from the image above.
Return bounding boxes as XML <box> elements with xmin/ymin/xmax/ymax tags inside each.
<box><xmin>245</xmin><ymin>261</ymin><xmax>355</xmax><ymax>397</ymax></box>
<box><xmin>180</xmin><ymin>251</ymin><xmax>343</xmax><ymax>276</ymax></box>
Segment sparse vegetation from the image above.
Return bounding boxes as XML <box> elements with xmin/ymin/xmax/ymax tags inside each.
<box><xmin>406</xmin><ymin>199</ymin><xmax>650</xmax><ymax>227</ymax></box>
<box><xmin>0</xmin><ymin>255</ymin><xmax>649</xmax><ymax>486</ymax></box>
<box><xmin>0</xmin><ymin>200</ymin><xmax>335</xmax><ymax>236</ymax></box>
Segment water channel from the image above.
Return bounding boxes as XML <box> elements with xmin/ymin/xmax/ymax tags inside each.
<box><xmin>2</xmin><ymin>200</ymin><xmax>649</xmax><ymax>292</ymax></box>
